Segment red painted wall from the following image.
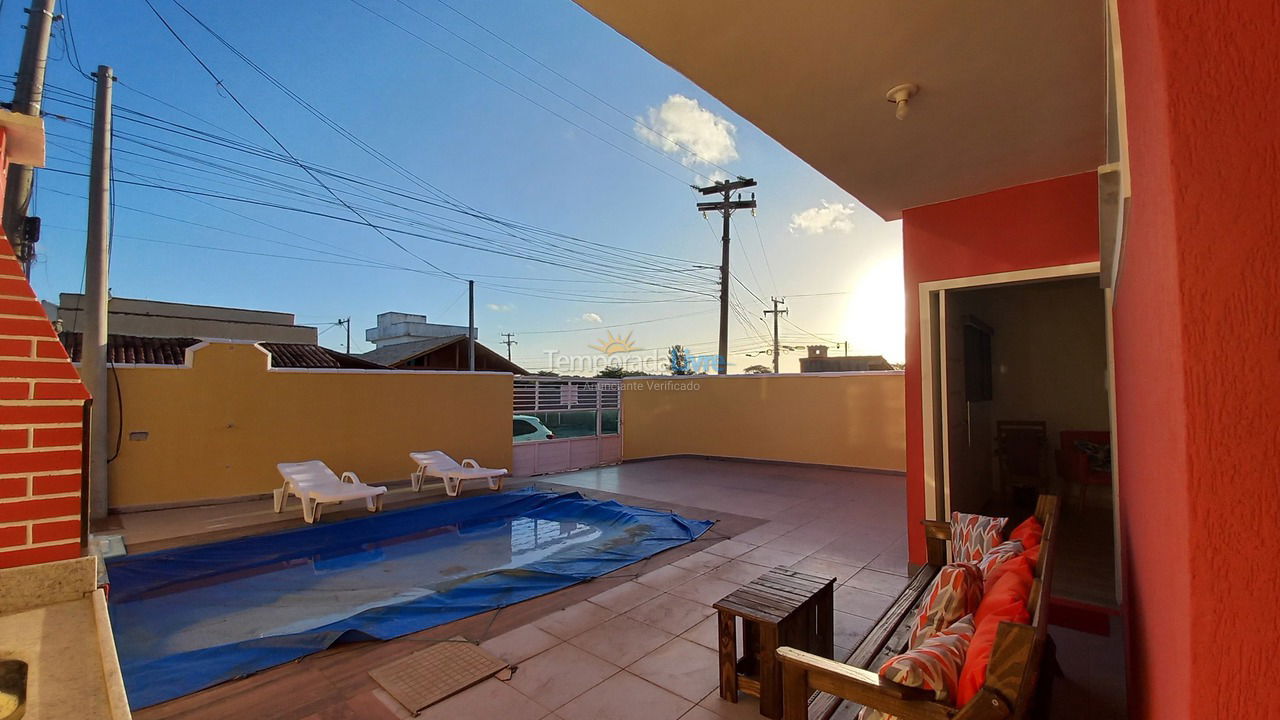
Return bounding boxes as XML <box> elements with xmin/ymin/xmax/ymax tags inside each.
<box><xmin>1114</xmin><ymin>0</ymin><xmax>1280</xmax><ymax>717</ymax></box>
<box><xmin>0</xmin><ymin>126</ymin><xmax>91</xmax><ymax>568</ymax></box>
<box><xmin>901</xmin><ymin>173</ymin><xmax>1100</xmax><ymax>565</ymax></box>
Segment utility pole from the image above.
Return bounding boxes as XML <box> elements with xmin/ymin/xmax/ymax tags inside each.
<box><xmin>335</xmin><ymin>317</ymin><xmax>351</xmax><ymax>353</ymax></box>
<box><xmin>84</xmin><ymin>65</ymin><xmax>114</xmax><ymax>521</ymax></box>
<box><xmin>696</xmin><ymin>177</ymin><xmax>756</xmax><ymax>374</ymax></box>
<box><xmin>467</xmin><ymin>280</ymin><xmax>475</xmax><ymax>371</ymax></box>
<box><xmin>500</xmin><ymin>332</ymin><xmax>517</xmax><ymax>361</ymax></box>
<box><xmin>2</xmin><ymin>0</ymin><xmax>58</xmax><ymax>276</ymax></box>
<box><xmin>763</xmin><ymin>297</ymin><xmax>788</xmax><ymax>373</ymax></box>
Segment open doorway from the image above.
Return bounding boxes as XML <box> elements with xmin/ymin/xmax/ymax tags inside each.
<box><xmin>923</xmin><ymin>265</ymin><xmax>1118</xmax><ymax>608</ymax></box>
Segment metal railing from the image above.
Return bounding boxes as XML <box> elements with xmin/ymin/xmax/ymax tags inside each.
<box><xmin>513</xmin><ymin>377</ymin><xmax>621</xmax><ymax>414</ymax></box>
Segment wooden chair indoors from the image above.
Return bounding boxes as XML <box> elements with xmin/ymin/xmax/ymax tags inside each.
<box><xmin>995</xmin><ymin>420</ymin><xmax>1050</xmax><ymax>500</ymax></box>
<box><xmin>1056</xmin><ymin>430</ymin><xmax>1112</xmax><ymax>510</ymax></box>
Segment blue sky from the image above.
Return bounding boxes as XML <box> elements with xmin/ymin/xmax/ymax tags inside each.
<box><xmin>4</xmin><ymin>0</ymin><xmax>903</xmax><ymax>371</ymax></box>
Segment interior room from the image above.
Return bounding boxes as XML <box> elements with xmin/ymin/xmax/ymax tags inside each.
<box><xmin>943</xmin><ymin>276</ymin><xmax>1116</xmax><ymax>606</ymax></box>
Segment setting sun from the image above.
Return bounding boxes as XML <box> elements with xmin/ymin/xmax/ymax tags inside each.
<box><xmin>841</xmin><ymin>256</ymin><xmax>905</xmax><ymax>364</ymax></box>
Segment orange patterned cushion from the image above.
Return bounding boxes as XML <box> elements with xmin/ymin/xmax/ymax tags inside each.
<box><xmin>975</xmin><ymin>539</ymin><xmax>1024</xmax><ymax>578</ymax></box>
<box><xmin>950</xmin><ymin>512</ymin><xmax>1008</xmax><ymax>563</ymax></box>
<box><xmin>908</xmin><ymin>562</ymin><xmax>983</xmax><ymax>648</ymax></box>
<box><xmin>859</xmin><ymin>616</ymin><xmax>977</xmax><ymax>720</ymax></box>
<box><xmin>984</xmin><ymin>540</ymin><xmax>1040</xmax><ymax>595</ymax></box>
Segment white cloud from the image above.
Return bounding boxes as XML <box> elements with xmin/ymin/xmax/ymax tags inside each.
<box><xmin>486</xmin><ymin>303</ymin><xmax>514</xmax><ymax>312</ymax></box>
<box><xmin>581</xmin><ymin>312</ymin><xmax>603</xmax><ymax>324</ymax></box>
<box><xmin>635</xmin><ymin>94</ymin><xmax>738</xmax><ymax>175</ymax></box>
<box><xmin>789</xmin><ymin>202</ymin><xmax>857</xmax><ymax>235</ymax></box>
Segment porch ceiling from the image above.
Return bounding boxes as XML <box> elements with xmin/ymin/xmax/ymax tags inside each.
<box><xmin>574</xmin><ymin>0</ymin><xmax>1108</xmax><ymax>219</ymax></box>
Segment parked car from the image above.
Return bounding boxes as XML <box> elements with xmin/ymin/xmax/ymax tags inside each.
<box><xmin>513</xmin><ymin>414</ymin><xmax>555</xmax><ymax>442</ymax></box>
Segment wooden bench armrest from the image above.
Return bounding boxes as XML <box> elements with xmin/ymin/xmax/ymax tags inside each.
<box><xmin>777</xmin><ymin>647</ymin><xmax>954</xmax><ymax>720</ymax></box>
<box><xmin>923</xmin><ymin>519</ymin><xmax>951</xmax><ymax>541</ymax></box>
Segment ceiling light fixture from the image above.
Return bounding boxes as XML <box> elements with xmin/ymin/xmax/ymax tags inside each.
<box><xmin>885</xmin><ymin>83</ymin><xmax>919</xmax><ymax>120</ymax></box>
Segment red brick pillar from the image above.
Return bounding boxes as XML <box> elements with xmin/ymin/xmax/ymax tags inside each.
<box><xmin>0</xmin><ymin>183</ymin><xmax>91</xmax><ymax>569</ymax></box>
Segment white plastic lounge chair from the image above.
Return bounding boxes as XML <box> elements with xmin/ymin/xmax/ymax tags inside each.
<box><xmin>274</xmin><ymin>460</ymin><xmax>387</xmax><ymax>523</ymax></box>
<box><xmin>409</xmin><ymin>451</ymin><xmax>508</xmax><ymax>497</ymax></box>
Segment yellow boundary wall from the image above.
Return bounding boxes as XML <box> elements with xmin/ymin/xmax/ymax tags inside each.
<box><xmin>621</xmin><ymin>372</ymin><xmax>906</xmax><ymax>472</ymax></box>
<box><xmin>104</xmin><ymin>341</ymin><xmax>513</xmax><ymax>508</ymax></box>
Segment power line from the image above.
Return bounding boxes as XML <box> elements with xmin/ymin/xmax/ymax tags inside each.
<box><xmin>22</xmin><ymin>79</ymin><xmax>727</xmax><ymax>305</ymax></box>
<box><xmin>346</xmin><ymin>0</ymin><xmax>700</xmax><ymax>188</ymax></box>
<box><xmin>22</xmin><ymin>77</ymin><xmax>719</xmax><ymax>280</ymax></box>
<box><xmin>40</xmin><ymin>218</ymin><xmax>708</xmax><ymax>305</ymax></box>
<box><xmin>144</xmin><ymin>0</ymin><xmax>462</xmax><ymax>280</ymax></box>
<box><xmin>428</xmin><ymin>0</ymin><xmax>738</xmax><ymax>178</ymax></box>
<box><xmin>733</xmin><ymin>225</ymin><xmax>767</xmax><ymax>307</ymax></box>
<box><xmin>46</xmin><ymin>124</ymin><xmax>701</xmax><ymax>280</ymax></box>
<box><xmin>748</xmin><ymin>213</ymin><xmax>778</xmax><ymax>296</ymax></box>
<box><xmin>731</xmin><ymin>272</ymin><xmax>768</xmax><ymax>308</ymax></box>
<box><xmin>521</xmin><ymin>309</ymin><xmax>714</xmax><ymax>335</ymax></box>
<box><xmin>388</xmin><ymin>0</ymin><xmax>727</xmax><ymax>182</ymax></box>
<box><xmin>436</xmin><ymin>286</ymin><xmax>469</xmax><ymax>317</ymax></box>
<box><xmin>21</xmin><ymin>75</ymin><xmax>718</xmax><ymax>277</ymax></box>
<box><xmin>58</xmin><ymin>0</ymin><xmax>91</xmax><ymax>79</ymax></box>
<box><xmin>44</xmin><ymin>160</ymin><xmax>718</xmax><ymax>299</ymax></box>
<box><xmin>783</xmin><ymin>316</ymin><xmax>841</xmax><ymax>344</ymax></box>
<box><xmin>163</xmin><ymin>0</ymin><xmax>464</xmax><ymax>213</ymax></box>
<box><xmin>115</xmin><ymin>77</ymin><xmax>257</xmax><ymax>144</ymax></box>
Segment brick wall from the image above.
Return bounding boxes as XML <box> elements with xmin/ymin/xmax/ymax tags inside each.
<box><xmin>0</xmin><ymin>128</ymin><xmax>90</xmax><ymax>568</ymax></box>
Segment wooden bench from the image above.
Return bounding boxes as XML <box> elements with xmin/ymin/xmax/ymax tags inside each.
<box><xmin>777</xmin><ymin>495</ymin><xmax>1060</xmax><ymax>720</ymax></box>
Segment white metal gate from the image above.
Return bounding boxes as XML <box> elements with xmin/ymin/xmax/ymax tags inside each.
<box><xmin>512</xmin><ymin>377</ymin><xmax>622</xmax><ymax>477</ymax></box>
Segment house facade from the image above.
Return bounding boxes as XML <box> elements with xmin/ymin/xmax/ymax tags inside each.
<box><xmin>359</xmin><ymin>335</ymin><xmax>526</xmax><ymax>374</ymax></box>
<box><xmin>51</xmin><ymin>293</ymin><xmax>319</xmax><ymax>344</ymax></box>
<box><xmin>798</xmin><ymin>347</ymin><xmax>893</xmax><ymax>373</ymax></box>
<box><xmin>574</xmin><ymin>1</ymin><xmax>1279</xmax><ymax>718</ymax></box>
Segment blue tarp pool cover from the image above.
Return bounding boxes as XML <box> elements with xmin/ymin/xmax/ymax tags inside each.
<box><xmin>106</xmin><ymin>489</ymin><xmax>712</xmax><ymax>708</ymax></box>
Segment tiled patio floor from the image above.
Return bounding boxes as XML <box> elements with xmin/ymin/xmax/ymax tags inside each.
<box><xmin>121</xmin><ymin>458</ymin><xmax>909</xmax><ymax>720</ymax></box>
<box><xmin>418</xmin><ymin>460</ymin><xmax>910</xmax><ymax>720</ymax></box>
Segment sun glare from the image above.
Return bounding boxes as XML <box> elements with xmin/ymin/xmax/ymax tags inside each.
<box><xmin>842</xmin><ymin>256</ymin><xmax>905</xmax><ymax>364</ymax></box>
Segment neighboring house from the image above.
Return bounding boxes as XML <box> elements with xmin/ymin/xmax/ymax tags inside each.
<box><xmin>799</xmin><ymin>346</ymin><xmax>894</xmax><ymax>373</ymax></box>
<box><xmin>57</xmin><ymin>332</ymin><xmax>385</xmax><ymax>369</ymax></box>
<box><xmin>358</xmin><ymin>335</ymin><xmax>526</xmax><ymax>374</ymax></box>
<box><xmin>49</xmin><ymin>293</ymin><xmax>318</xmax><ymax>344</ymax></box>
<box><xmin>571</xmin><ymin>4</ymin><xmax>1280</xmax><ymax>718</ymax></box>
<box><xmin>360</xmin><ymin>310</ymin><xmax>525</xmax><ymax>373</ymax></box>
<box><xmin>365</xmin><ymin>311</ymin><xmax>473</xmax><ymax>348</ymax></box>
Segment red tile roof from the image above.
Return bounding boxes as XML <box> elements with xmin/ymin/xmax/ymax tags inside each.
<box><xmin>259</xmin><ymin>342</ymin><xmax>386</xmax><ymax>369</ymax></box>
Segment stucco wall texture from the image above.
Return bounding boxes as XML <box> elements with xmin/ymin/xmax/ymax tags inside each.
<box><xmin>103</xmin><ymin>342</ymin><xmax>513</xmax><ymax>508</ymax></box>
<box><xmin>1115</xmin><ymin>0</ymin><xmax>1280</xmax><ymax>717</ymax></box>
<box><xmin>900</xmin><ymin>172</ymin><xmax>1101</xmax><ymax>565</ymax></box>
<box><xmin>622</xmin><ymin>373</ymin><xmax>906</xmax><ymax>472</ymax></box>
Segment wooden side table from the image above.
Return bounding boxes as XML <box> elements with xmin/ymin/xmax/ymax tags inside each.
<box><xmin>713</xmin><ymin>567</ymin><xmax>835</xmax><ymax>720</ymax></box>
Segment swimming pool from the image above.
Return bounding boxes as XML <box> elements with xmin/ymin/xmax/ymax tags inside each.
<box><xmin>106</xmin><ymin>489</ymin><xmax>712</xmax><ymax>709</ymax></box>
